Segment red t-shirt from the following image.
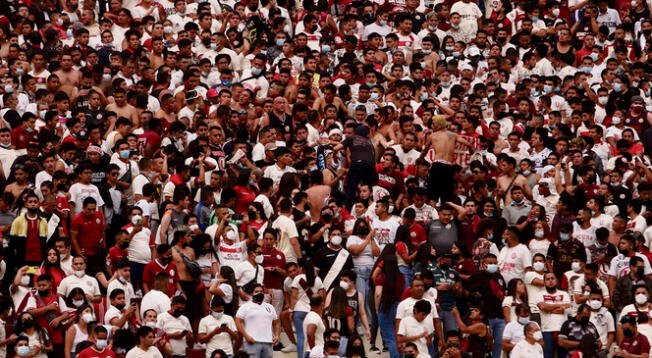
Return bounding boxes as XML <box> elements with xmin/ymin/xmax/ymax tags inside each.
<box><xmin>76</xmin><ymin>346</ymin><xmax>117</xmax><ymax>358</ymax></box>
<box><xmin>41</xmin><ymin>266</ymin><xmax>66</xmax><ymax>289</ymax></box>
<box><xmin>33</xmin><ymin>293</ymin><xmax>65</xmax><ymax>344</ymax></box>
<box><xmin>408</xmin><ymin>223</ymin><xmax>426</xmax><ymax>246</ymax></box>
<box><xmin>71</xmin><ymin>212</ymin><xmax>104</xmax><ymax>255</ymax></box>
<box><xmin>262</xmin><ymin>247</ymin><xmax>286</xmax><ymax>289</ymax></box>
<box><xmin>25</xmin><ymin>217</ymin><xmax>42</xmax><ymax>261</ymax></box>
<box><xmin>621</xmin><ymin>333</ymin><xmax>651</xmax><ymax>355</ymax></box>
<box><xmin>139</xmin><ymin>130</ymin><xmax>162</xmax><ymax>152</ymax></box>
<box><xmin>10</xmin><ymin>127</ymin><xmax>37</xmax><ymax>149</ymax></box>
<box><xmin>143</xmin><ymin>259</ymin><xmax>179</xmax><ymax>297</ymax></box>
<box><xmin>108</xmin><ymin>246</ymin><xmax>128</xmax><ymax>267</ymax></box>
<box><xmin>233</xmin><ymin>185</ymin><xmax>257</xmax><ymax>214</ymax></box>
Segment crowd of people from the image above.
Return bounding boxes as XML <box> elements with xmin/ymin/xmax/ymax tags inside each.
<box><xmin>0</xmin><ymin>0</ymin><xmax>652</xmax><ymax>357</ymax></box>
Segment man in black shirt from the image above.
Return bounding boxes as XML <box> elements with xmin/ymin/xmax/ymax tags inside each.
<box><xmin>333</xmin><ymin>125</ymin><xmax>377</xmax><ymax>210</ymax></box>
<box><xmin>314</xmin><ymin>227</ymin><xmax>354</xmax><ymax>292</ymax></box>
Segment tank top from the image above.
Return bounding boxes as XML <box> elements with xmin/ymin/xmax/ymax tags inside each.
<box><xmin>71</xmin><ymin>324</ymin><xmax>89</xmax><ymax>353</ymax></box>
<box><xmin>347</xmin><ymin>291</ymin><xmax>360</xmax><ymax>327</ymax></box>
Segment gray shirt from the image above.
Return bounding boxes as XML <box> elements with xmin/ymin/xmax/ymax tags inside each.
<box><xmin>428</xmin><ymin>220</ymin><xmax>458</xmax><ymax>254</ymax></box>
<box><xmin>502</xmin><ymin>203</ymin><xmax>531</xmax><ymax>226</ymax></box>
<box><xmin>342</xmin><ymin>136</ymin><xmax>375</xmax><ymax>164</ymax></box>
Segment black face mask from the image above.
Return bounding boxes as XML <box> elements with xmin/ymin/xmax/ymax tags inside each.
<box><xmin>115</xmin><ymin>303</ymin><xmax>126</xmax><ymax>310</ymax></box>
<box><xmin>23</xmin><ymin>319</ymin><xmax>35</xmax><ymax>328</ymax></box>
<box><xmin>172</xmin><ymin>309</ymin><xmax>184</xmax><ymax>317</ymax></box>
<box><xmin>357</xmin><ymin>226</ymin><xmax>369</xmax><ymax>235</ymax></box>
<box><xmin>27</xmin><ymin>207</ymin><xmax>39</xmax><ymax>215</ymax></box>
<box><xmin>643</xmin><ymin>29</ymin><xmax>652</xmax><ymax>36</ymax></box>
<box><xmin>621</xmin><ymin>249</ymin><xmax>630</xmax><ymax>256</ymax></box>
<box><xmin>202</xmin><ymin>38</ymin><xmax>211</xmax><ymax>46</ymax></box>
<box><xmin>248</xmin><ymin>210</ymin><xmax>257</xmax><ymax>219</ymax></box>
<box><xmin>38</xmin><ymin>289</ymin><xmax>50</xmax><ymax>297</ymax></box>
<box><xmin>440</xmin><ymin>263</ymin><xmax>450</xmax><ymax>271</ymax></box>
<box><xmin>637</xmin><ymin>267</ymin><xmax>645</xmax><ymax>277</ymax></box>
<box><xmin>322</xmin><ymin>213</ymin><xmax>333</xmax><ymax>222</ymax></box>
<box><xmin>623</xmin><ymin>329</ymin><xmax>634</xmax><ymax>338</ymax></box>
<box><xmin>119</xmin><ymin>242</ymin><xmax>129</xmax><ymax>249</ymax></box>
<box><xmin>404</xmin><ymin>354</ymin><xmax>415</xmax><ymax>358</ymax></box>
<box><xmin>252</xmin><ymin>293</ymin><xmax>264</xmax><ymax>303</ymax></box>
<box><xmin>161</xmin><ymin>256</ymin><xmax>172</xmax><ymax>264</ymax></box>
<box><xmin>579</xmin><ymin>316</ymin><xmax>590</xmax><ymax>325</ymax></box>
<box><xmin>545</xmin><ymin>286</ymin><xmax>556</xmax><ymax>293</ymax></box>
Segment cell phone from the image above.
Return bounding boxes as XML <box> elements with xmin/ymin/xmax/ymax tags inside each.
<box><xmin>25</xmin><ymin>266</ymin><xmax>39</xmax><ymax>275</ymax></box>
<box><xmin>232</xmin><ymin>214</ymin><xmax>244</xmax><ymax>221</ymax></box>
<box><xmin>220</xmin><ymin>323</ymin><xmax>227</xmax><ymax>327</ymax></box>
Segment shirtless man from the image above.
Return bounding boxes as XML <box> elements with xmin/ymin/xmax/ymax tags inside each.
<box><xmin>106</xmin><ymin>87</ymin><xmax>140</xmax><ymax>127</ymax></box>
<box><xmin>53</xmin><ymin>53</ymin><xmax>81</xmax><ymax>97</ymax></box>
<box><xmin>4</xmin><ymin>166</ymin><xmax>30</xmax><ymax>200</ymax></box>
<box><xmin>148</xmin><ymin>36</ymin><xmax>165</xmax><ymax>69</ymax></box>
<box><xmin>312</xmin><ymin>84</ymin><xmax>349</xmax><ymax>117</ymax></box>
<box><xmin>496</xmin><ymin>156</ymin><xmax>532</xmax><ymax>205</ymax></box>
<box><xmin>170</xmin><ymin>228</ymin><xmax>202</xmax><ymax>322</ymax></box>
<box><xmin>155</xmin><ymin>94</ymin><xmax>178</xmax><ymax>127</ymax></box>
<box><xmin>421</xmin><ymin>116</ymin><xmax>471</xmax><ymax>206</ymax></box>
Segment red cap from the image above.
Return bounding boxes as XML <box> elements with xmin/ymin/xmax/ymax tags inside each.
<box><xmin>207</xmin><ymin>89</ymin><xmax>218</xmax><ymax>98</ymax></box>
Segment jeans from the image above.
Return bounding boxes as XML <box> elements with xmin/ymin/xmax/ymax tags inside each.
<box><xmin>345</xmin><ymin>160</ymin><xmax>378</xmax><ymax>210</ymax></box>
<box><xmin>398</xmin><ymin>266</ymin><xmax>413</xmax><ymax>290</ymax></box>
<box><xmin>339</xmin><ymin>336</ymin><xmax>348</xmax><ymax>357</ymax></box>
<box><xmin>488</xmin><ymin>318</ymin><xmax>505</xmax><ymax>358</ymax></box>
<box><xmin>129</xmin><ymin>261</ymin><xmax>147</xmax><ymax>292</ymax></box>
<box><xmin>354</xmin><ymin>266</ymin><xmax>372</xmax><ymax>318</ymax></box>
<box><xmin>377</xmin><ymin>302</ymin><xmax>400</xmax><ymax>358</ymax></box>
<box><xmin>439</xmin><ymin>310</ymin><xmax>458</xmax><ymax>332</ymax></box>
<box><xmin>293</xmin><ymin>311</ymin><xmax>308</xmax><ymax>358</ymax></box>
<box><xmin>242</xmin><ymin>342</ymin><xmax>273</xmax><ymax>358</ymax></box>
<box><xmin>543</xmin><ymin>332</ymin><xmax>568</xmax><ymax>358</ymax></box>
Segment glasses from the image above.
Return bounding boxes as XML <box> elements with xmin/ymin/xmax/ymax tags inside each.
<box><xmin>109</xmin><ymin>172</ymin><xmax>119</xmax><ymax>176</ymax></box>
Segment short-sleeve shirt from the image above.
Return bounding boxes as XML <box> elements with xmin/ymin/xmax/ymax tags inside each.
<box><xmin>341</xmin><ymin>136</ymin><xmax>375</xmax><ymax>164</ymax></box>
<box><xmin>621</xmin><ymin>333</ymin><xmax>651</xmax><ymax>355</ymax></box>
<box><xmin>433</xmin><ymin>267</ymin><xmax>459</xmax><ymax>311</ymax></box>
<box><xmin>76</xmin><ymin>347</ymin><xmax>117</xmax><ymax>358</ymax></box>
<box><xmin>536</xmin><ymin>289</ymin><xmax>570</xmax><ymax>332</ymax></box>
<box><xmin>302</xmin><ymin>311</ymin><xmax>325</xmax><ymax>352</ymax></box>
<box><xmin>71</xmin><ymin>212</ymin><xmax>105</xmax><ymax>255</ymax></box>
<box><xmin>197</xmin><ymin>314</ymin><xmax>237</xmax><ymax>356</ymax></box>
<box><xmin>397</xmin><ymin>315</ymin><xmax>434</xmax><ymax>355</ymax></box>
<box><xmin>58</xmin><ymin>274</ymin><xmax>101</xmax><ymax>297</ymax></box>
<box><xmin>235</xmin><ymin>301</ymin><xmax>278</xmax><ymax>343</ymax></box>
<box><xmin>157</xmin><ymin>312</ymin><xmax>192</xmax><ymax>355</ymax></box>
<box><xmin>498</xmin><ymin>243</ymin><xmax>532</xmax><ymax>284</ymax></box>
<box><xmin>142</xmin><ymin>260</ymin><xmax>179</xmax><ymax>297</ymax></box>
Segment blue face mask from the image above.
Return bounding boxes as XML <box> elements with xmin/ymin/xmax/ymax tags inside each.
<box><xmin>531</xmin><ymin>87</ymin><xmax>539</xmax><ymax>96</ymax></box>
<box><xmin>321</xmin><ymin>45</ymin><xmax>331</xmax><ymax>53</ymax></box>
<box><xmin>487</xmin><ymin>233</ymin><xmax>493</xmax><ymax>240</ymax></box>
<box><xmin>119</xmin><ymin>150</ymin><xmax>130</xmax><ymax>160</ymax></box>
<box><xmin>380</xmin><ymin>20</ymin><xmax>387</xmax><ymax>26</ymax></box>
<box><xmin>451</xmin><ymin>24</ymin><xmax>460</xmax><ymax>29</ymax></box>
<box><xmin>582</xmin><ymin>66</ymin><xmax>592</xmax><ymax>74</ymax></box>
<box><xmin>531</xmin><ymin>16</ymin><xmax>539</xmax><ymax>21</ymax></box>
<box><xmin>96</xmin><ymin>340</ymin><xmax>108</xmax><ymax>350</ymax></box>
<box><xmin>17</xmin><ymin>346</ymin><xmax>30</xmax><ymax>357</ymax></box>
<box><xmin>221</xmin><ymin>79</ymin><xmax>231</xmax><ymax>87</ymax></box>
<box><xmin>210</xmin><ymin>43</ymin><xmax>217</xmax><ymax>50</ymax></box>
<box><xmin>370</xmin><ymin>93</ymin><xmax>379</xmax><ymax>100</ymax></box>
<box><xmin>251</xmin><ymin>67</ymin><xmax>262</xmax><ymax>76</ymax></box>
<box><xmin>67</xmin><ymin>28</ymin><xmax>74</xmax><ymax>38</ymax></box>
<box><xmin>543</xmin><ymin>85</ymin><xmax>553</xmax><ymax>94</ymax></box>
<box><xmin>445</xmin><ymin>45</ymin><xmax>454</xmax><ymax>52</ymax></box>
<box><xmin>441</xmin><ymin>81</ymin><xmax>451</xmax><ymax>87</ymax></box>
<box><xmin>421</xmin><ymin>92</ymin><xmax>428</xmax><ymax>100</ymax></box>
<box><xmin>560</xmin><ymin>233</ymin><xmax>570</xmax><ymax>241</ymax></box>
<box><xmin>276</xmin><ymin>39</ymin><xmax>285</xmax><ymax>47</ymax></box>
<box><xmin>590</xmin><ymin>53</ymin><xmax>599</xmax><ymax>61</ymax></box>
<box><xmin>452</xmin><ymin>51</ymin><xmax>461</xmax><ymax>57</ymax></box>
<box><xmin>487</xmin><ymin>264</ymin><xmax>498</xmax><ymax>273</ymax></box>
<box><xmin>366</xmin><ymin>82</ymin><xmax>376</xmax><ymax>87</ymax></box>
<box><xmin>613</xmin><ymin>83</ymin><xmax>622</xmax><ymax>92</ymax></box>
<box><xmin>422</xmin><ymin>49</ymin><xmax>432</xmax><ymax>54</ymax></box>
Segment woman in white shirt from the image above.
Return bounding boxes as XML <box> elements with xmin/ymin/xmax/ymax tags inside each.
<box><xmin>14</xmin><ymin>312</ymin><xmax>52</xmax><ymax>358</ymax></box>
<box><xmin>208</xmin><ymin>266</ymin><xmax>239</xmax><ymax>316</ymax></box>
<box><xmin>290</xmin><ymin>258</ymin><xmax>325</xmax><ymax>358</ymax></box>
<box><xmin>528</xmin><ymin>221</ymin><xmax>551</xmax><ymax>256</ymax></box>
<box><xmin>64</xmin><ymin>305</ymin><xmax>93</xmax><ymax>358</ymax></box>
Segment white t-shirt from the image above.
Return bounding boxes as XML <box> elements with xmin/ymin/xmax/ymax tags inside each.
<box><xmin>524</xmin><ymin>271</ymin><xmax>544</xmax><ymax>313</ymax></box>
<box><xmin>589</xmin><ymin>307</ymin><xmax>614</xmax><ymax>346</ymax></box>
<box><xmin>126</xmin><ymin>225</ymin><xmax>153</xmax><ymax>264</ymax></box>
<box><xmin>69</xmin><ymin>183</ymin><xmax>105</xmax><ymax>215</ymax></box>
<box><xmin>140</xmin><ymin>290</ymin><xmax>171</xmax><ymax>318</ymax></box>
<box><xmin>498</xmin><ymin>244</ymin><xmax>532</xmax><ymax>284</ymax></box>
<box><xmin>502</xmin><ymin>321</ymin><xmax>527</xmax><ymax>344</ymax></box>
<box><xmin>107</xmin><ymin>279</ymin><xmax>136</xmax><ymax>307</ymax></box>
<box><xmin>217</xmin><ymin>240</ymin><xmax>247</xmax><ymax>269</ymax></box>
<box><xmin>572</xmin><ymin>222</ymin><xmax>597</xmax><ymax>247</ymax></box>
<box><xmin>608</xmin><ymin>253</ymin><xmax>652</xmax><ymax>278</ymax></box>
<box><xmin>58</xmin><ymin>274</ymin><xmax>101</xmax><ymax>297</ymax></box>
<box><xmin>132</xmin><ymin>174</ymin><xmax>150</xmax><ymax>197</ymax></box>
<box><xmin>536</xmin><ymin>289</ymin><xmax>570</xmax><ymax>332</ymax></box>
<box><xmin>235</xmin><ymin>301</ymin><xmax>278</xmax><ymax>343</ymax></box>
<box><xmin>105</xmin><ymin>305</ymin><xmax>128</xmax><ymax>328</ymax></box>
<box><xmin>346</xmin><ymin>235</ymin><xmax>375</xmax><ymax>267</ymax></box>
<box><xmin>397</xmin><ymin>315</ymin><xmax>434</xmax><ymax>355</ymax></box>
<box><xmin>234</xmin><ymin>261</ymin><xmax>264</xmax><ymax>287</ymax></box>
<box><xmin>303</xmin><ymin>311</ymin><xmax>325</xmax><ymax>352</ymax></box>
<box><xmin>510</xmin><ymin>339</ymin><xmax>544</xmax><ymax>358</ymax></box>
<box><xmin>157</xmin><ymin>311</ymin><xmax>192</xmax><ymax>355</ymax></box>
<box><xmin>125</xmin><ymin>346</ymin><xmax>164</xmax><ymax>358</ymax></box>
<box><xmin>272</xmin><ymin>215</ymin><xmax>299</xmax><ymax>263</ymax></box>
<box><xmin>396</xmin><ymin>297</ymin><xmax>439</xmax><ymax>320</ymax></box>
<box><xmin>197</xmin><ymin>314</ymin><xmax>237</xmax><ymax>356</ymax></box>
<box><xmin>291</xmin><ymin>274</ymin><xmax>324</xmax><ymax>312</ymax></box>
<box><xmin>371</xmin><ymin>216</ymin><xmax>401</xmax><ymax>250</ymax></box>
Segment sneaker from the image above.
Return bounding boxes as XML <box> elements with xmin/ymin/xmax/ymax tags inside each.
<box><xmin>273</xmin><ymin>343</ymin><xmax>285</xmax><ymax>351</ymax></box>
<box><xmin>382</xmin><ymin>347</ymin><xmax>388</xmax><ymax>352</ymax></box>
<box><xmin>281</xmin><ymin>344</ymin><xmax>297</xmax><ymax>353</ymax></box>
<box><xmin>369</xmin><ymin>347</ymin><xmax>381</xmax><ymax>355</ymax></box>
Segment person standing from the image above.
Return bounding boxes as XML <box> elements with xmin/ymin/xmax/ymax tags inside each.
<box><xmin>70</xmin><ymin>197</ymin><xmax>106</xmax><ymax>277</ymax></box>
<box><xmin>303</xmin><ymin>296</ymin><xmax>326</xmax><ymax>357</ymax></box>
<box><xmin>156</xmin><ymin>296</ymin><xmax>193</xmax><ymax>358</ymax></box>
<box><xmin>332</xmin><ymin>125</ymin><xmax>376</xmax><ymax>210</ymax></box>
<box><xmin>536</xmin><ymin>273</ymin><xmax>571</xmax><ymax>358</ymax></box>
<box><xmin>235</xmin><ymin>284</ymin><xmax>281</xmax><ymax>358</ymax></box>
<box><xmin>9</xmin><ymin>192</ymin><xmax>48</xmax><ymax>268</ymax></box>
<box><xmin>260</xmin><ymin>229</ymin><xmax>287</xmax><ymax>316</ymax></box>
<box><xmin>271</xmin><ymin>199</ymin><xmax>301</xmax><ymax>264</ymax></box>
<box><xmin>197</xmin><ymin>297</ymin><xmax>238</xmax><ymax>358</ymax></box>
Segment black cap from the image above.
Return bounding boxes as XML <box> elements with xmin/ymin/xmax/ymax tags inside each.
<box><xmin>274</xmin><ymin>146</ymin><xmax>291</xmax><ymax>158</ymax></box>
<box><xmin>77</xmin><ymin>130</ymin><xmax>89</xmax><ymax>140</ymax></box>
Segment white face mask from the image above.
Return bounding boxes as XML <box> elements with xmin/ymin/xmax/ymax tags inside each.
<box><xmin>636</xmin><ymin>293</ymin><xmax>649</xmax><ymax>305</ymax></box>
<box><xmin>589</xmin><ymin>300</ymin><xmax>602</xmax><ymax>310</ymax></box>
<box><xmin>330</xmin><ymin>235</ymin><xmax>342</xmax><ymax>246</ymax></box>
<box><xmin>340</xmin><ymin>281</ymin><xmax>350</xmax><ymax>291</ymax></box>
<box><xmin>598</xmin><ymin>96</ymin><xmax>608</xmax><ymax>105</ymax></box>
<box><xmin>145</xmin><ymin>321</ymin><xmax>157</xmax><ymax>328</ymax></box>
<box><xmin>571</xmin><ymin>262</ymin><xmax>582</xmax><ymax>272</ymax></box>
<box><xmin>20</xmin><ymin>275</ymin><xmax>30</xmax><ymax>286</ymax></box>
<box><xmin>82</xmin><ymin>313</ymin><xmax>95</xmax><ymax>323</ymax></box>
<box><xmin>225</xmin><ymin>230</ymin><xmax>237</xmax><ymax>241</ymax></box>
<box><xmin>532</xmin><ymin>331</ymin><xmax>543</xmax><ymax>341</ymax></box>
<box><xmin>73</xmin><ymin>299</ymin><xmax>85</xmax><ymax>307</ymax></box>
<box><xmin>74</xmin><ymin>270</ymin><xmax>85</xmax><ymax>278</ymax></box>
<box><xmin>612</xmin><ymin>116</ymin><xmax>621</xmax><ymax>125</ymax></box>
<box><xmin>254</xmin><ymin>255</ymin><xmax>264</xmax><ymax>264</ymax></box>
<box><xmin>211</xmin><ymin>311</ymin><xmax>224</xmax><ymax>319</ymax></box>
<box><xmin>533</xmin><ymin>261</ymin><xmax>545</xmax><ymax>272</ymax></box>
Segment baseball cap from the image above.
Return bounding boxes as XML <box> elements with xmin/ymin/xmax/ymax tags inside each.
<box><xmin>207</xmin><ymin>88</ymin><xmax>219</xmax><ymax>98</ymax></box>
<box><xmin>87</xmin><ymin>145</ymin><xmax>103</xmax><ymax>154</ymax></box>
<box><xmin>264</xmin><ymin>142</ymin><xmax>277</xmax><ymax>152</ymax></box>
<box><xmin>186</xmin><ymin>90</ymin><xmax>200</xmax><ymax>101</ymax></box>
